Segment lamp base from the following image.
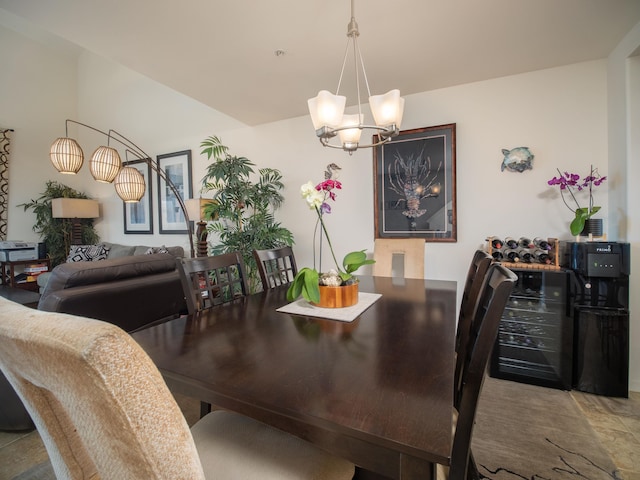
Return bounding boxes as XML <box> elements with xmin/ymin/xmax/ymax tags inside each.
<box><xmin>195</xmin><ymin>221</ymin><xmax>208</xmax><ymax>257</ymax></box>
<box><xmin>71</xmin><ymin>219</ymin><xmax>83</xmax><ymax>245</ymax></box>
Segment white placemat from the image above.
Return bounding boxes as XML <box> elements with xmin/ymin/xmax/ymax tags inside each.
<box><xmin>276</xmin><ymin>292</ymin><xmax>382</xmax><ymax>322</ymax></box>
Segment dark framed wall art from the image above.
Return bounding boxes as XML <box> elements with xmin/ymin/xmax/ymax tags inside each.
<box><xmin>157</xmin><ymin>150</ymin><xmax>193</xmax><ymax>234</ymax></box>
<box><xmin>373</xmin><ymin>124</ymin><xmax>457</xmax><ymax>242</ymax></box>
<box><xmin>123</xmin><ymin>159</ymin><xmax>153</xmax><ymax>234</ymax></box>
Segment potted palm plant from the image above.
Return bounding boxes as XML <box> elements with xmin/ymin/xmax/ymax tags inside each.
<box><xmin>199</xmin><ymin>135</ymin><xmax>294</xmax><ymax>293</ymax></box>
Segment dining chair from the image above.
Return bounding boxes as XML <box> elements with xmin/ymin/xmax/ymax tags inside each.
<box><xmin>444</xmin><ymin>263</ymin><xmax>517</xmax><ymax>480</ymax></box>
<box><xmin>372</xmin><ymin>238</ymin><xmax>425</xmax><ymax>279</ymax></box>
<box><xmin>176</xmin><ymin>251</ymin><xmax>249</xmax><ymax>315</ymax></box>
<box><xmin>253</xmin><ymin>246</ymin><xmax>298</xmax><ymax>290</ymax></box>
<box><xmin>0</xmin><ymin>297</ymin><xmax>355</xmax><ymax>480</ymax></box>
<box><xmin>454</xmin><ymin>250</ymin><xmax>493</xmax><ymax>404</ymax></box>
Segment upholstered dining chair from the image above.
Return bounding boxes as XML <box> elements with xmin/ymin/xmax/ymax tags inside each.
<box><xmin>176</xmin><ymin>251</ymin><xmax>249</xmax><ymax>315</ymax></box>
<box><xmin>0</xmin><ymin>297</ymin><xmax>355</xmax><ymax>480</ymax></box>
<box><xmin>372</xmin><ymin>238</ymin><xmax>425</xmax><ymax>279</ymax></box>
<box><xmin>253</xmin><ymin>246</ymin><xmax>298</xmax><ymax>290</ymax></box>
<box><xmin>442</xmin><ymin>264</ymin><xmax>517</xmax><ymax>480</ymax></box>
<box><xmin>454</xmin><ymin>250</ymin><xmax>493</xmax><ymax>404</ymax></box>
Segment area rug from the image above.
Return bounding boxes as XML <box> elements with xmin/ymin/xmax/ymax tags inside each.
<box><xmin>473</xmin><ymin>377</ymin><xmax>621</xmax><ymax>480</ymax></box>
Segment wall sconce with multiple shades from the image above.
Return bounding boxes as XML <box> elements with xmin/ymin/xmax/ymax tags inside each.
<box><xmin>51</xmin><ymin>198</ymin><xmax>100</xmax><ymax>246</ymax></box>
<box><xmin>307</xmin><ymin>0</ymin><xmax>404</xmax><ymax>154</ymax></box>
<box><xmin>49</xmin><ymin>120</ymin><xmax>194</xmax><ymax>257</ymax></box>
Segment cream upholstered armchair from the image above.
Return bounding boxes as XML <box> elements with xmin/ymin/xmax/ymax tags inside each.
<box><xmin>0</xmin><ymin>297</ymin><xmax>354</xmax><ymax>480</ymax></box>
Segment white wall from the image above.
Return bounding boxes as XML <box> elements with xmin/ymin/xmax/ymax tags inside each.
<box><xmin>3</xmin><ymin>20</ymin><xmax>638</xmax><ymax>391</ymax></box>
<box><xmin>0</xmin><ymin>22</ymin><xmax>78</xmax><ymax>241</ymax></box>
<box><xmin>608</xmin><ymin>21</ymin><xmax>640</xmax><ymax>393</ymax></box>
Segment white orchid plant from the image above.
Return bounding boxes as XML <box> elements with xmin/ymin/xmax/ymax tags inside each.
<box><xmin>287</xmin><ymin>164</ymin><xmax>374</xmax><ymax>303</ymax></box>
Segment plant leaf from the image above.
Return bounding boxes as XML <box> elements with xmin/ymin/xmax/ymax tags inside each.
<box><xmin>570</xmin><ymin>210</ymin><xmax>589</xmax><ymax>236</ymax></box>
<box><xmin>287</xmin><ymin>268</ymin><xmax>319</xmax><ymax>303</ymax></box>
<box><xmin>343</xmin><ymin>250</ymin><xmax>375</xmax><ymax>274</ymax></box>
<box><xmin>301</xmin><ymin>269</ymin><xmax>320</xmax><ymax>303</ymax></box>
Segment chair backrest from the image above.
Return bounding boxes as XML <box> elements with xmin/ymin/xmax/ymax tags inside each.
<box><xmin>253</xmin><ymin>246</ymin><xmax>298</xmax><ymax>290</ymax></box>
<box><xmin>0</xmin><ymin>297</ymin><xmax>205</xmax><ymax>479</ymax></box>
<box><xmin>372</xmin><ymin>238</ymin><xmax>425</xmax><ymax>279</ymax></box>
<box><xmin>449</xmin><ymin>264</ymin><xmax>516</xmax><ymax>480</ymax></box>
<box><xmin>454</xmin><ymin>250</ymin><xmax>493</xmax><ymax>399</ymax></box>
<box><xmin>176</xmin><ymin>252</ymin><xmax>249</xmax><ymax>315</ymax></box>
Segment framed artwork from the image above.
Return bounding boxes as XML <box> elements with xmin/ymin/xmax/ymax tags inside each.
<box><xmin>123</xmin><ymin>159</ymin><xmax>153</xmax><ymax>234</ymax></box>
<box><xmin>157</xmin><ymin>150</ymin><xmax>192</xmax><ymax>234</ymax></box>
<box><xmin>373</xmin><ymin>124</ymin><xmax>457</xmax><ymax>242</ymax></box>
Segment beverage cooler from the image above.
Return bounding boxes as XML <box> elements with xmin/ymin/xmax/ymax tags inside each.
<box><xmin>567</xmin><ymin>242</ymin><xmax>630</xmax><ymax>398</ymax></box>
<box><xmin>490</xmin><ymin>268</ymin><xmax>573</xmax><ymax>390</ymax></box>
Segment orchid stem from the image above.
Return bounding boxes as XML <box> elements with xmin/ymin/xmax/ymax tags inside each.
<box><xmin>315</xmin><ymin>207</ymin><xmax>343</xmax><ymax>274</ymax></box>
<box><xmin>556</xmin><ymin>168</ymin><xmax>580</xmax><ymax>213</ymax></box>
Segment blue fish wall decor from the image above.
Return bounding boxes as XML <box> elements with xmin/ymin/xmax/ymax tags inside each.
<box><xmin>501</xmin><ymin>147</ymin><xmax>534</xmax><ymax>172</ymax></box>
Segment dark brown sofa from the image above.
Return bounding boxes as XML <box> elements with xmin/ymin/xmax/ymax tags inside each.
<box><xmin>37</xmin><ymin>253</ymin><xmax>187</xmax><ymax>332</ymax></box>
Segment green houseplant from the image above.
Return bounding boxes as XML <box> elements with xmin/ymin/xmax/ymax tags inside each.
<box><xmin>200</xmin><ymin>135</ymin><xmax>294</xmax><ymax>293</ymax></box>
<box><xmin>19</xmin><ymin>181</ymin><xmax>100</xmax><ymax>267</ymax></box>
<box><xmin>547</xmin><ymin>165</ymin><xmax>607</xmax><ymax>236</ymax></box>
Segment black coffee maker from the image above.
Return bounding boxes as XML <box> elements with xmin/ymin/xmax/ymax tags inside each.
<box><xmin>565</xmin><ymin>241</ymin><xmax>630</xmax><ymax>397</ymax></box>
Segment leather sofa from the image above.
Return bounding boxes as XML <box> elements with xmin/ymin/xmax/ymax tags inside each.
<box><xmin>37</xmin><ymin>252</ymin><xmax>187</xmax><ymax>332</ymax></box>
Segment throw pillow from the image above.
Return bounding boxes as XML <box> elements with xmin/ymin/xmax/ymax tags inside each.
<box><xmin>144</xmin><ymin>245</ymin><xmax>170</xmax><ymax>255</ymax></box>
<box><xmin>66</xmin><ymin>244</ymin><xmax>110</xmax><ymax>263</ymax></box>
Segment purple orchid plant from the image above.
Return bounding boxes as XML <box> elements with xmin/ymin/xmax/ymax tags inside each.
<box><xmin>547</xmin><ymin>165</ymin><xmax>606</xmax><ymax>236</ymax></box>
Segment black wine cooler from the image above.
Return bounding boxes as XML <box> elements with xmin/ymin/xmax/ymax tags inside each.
<box><xmin>567</xmin><ymin>241</ymin><xmax>630</xmax><ymax>398</ymax></box>
<box><xmin>490</xmin><ymin>268</ymin><xmax>573</xmax><ymax>390</ymax></box>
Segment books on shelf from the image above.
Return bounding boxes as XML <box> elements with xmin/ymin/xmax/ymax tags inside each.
<box><xmin>24</xmin><ymin>263</ymin><xmax>49</xmax><ymax>274</ymax></box>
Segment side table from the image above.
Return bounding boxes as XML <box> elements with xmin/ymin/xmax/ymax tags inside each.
<box><xmin>0</xmin><ymin>258</ymin><xmax>50</xmax><ymax>292</ymax></box>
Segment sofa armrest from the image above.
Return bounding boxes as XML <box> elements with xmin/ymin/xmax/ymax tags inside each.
<box><xmin>37</xmin><ymin>271</ymin><xmax>186</xmax><ymax>332</ymax></box>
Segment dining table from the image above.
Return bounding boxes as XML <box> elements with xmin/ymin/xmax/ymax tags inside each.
<box><xmin>131</xmin><ymin>275</ymin><xmax>457</xmax><ymax>480</ymax></box>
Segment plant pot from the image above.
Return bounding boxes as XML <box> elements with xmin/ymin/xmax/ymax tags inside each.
<box><xmin>314</xmin><ymin>283</ymin><xmax>359</xmax><ymax>308</ymax></box>
<box><xmin>580</xmin><ymin>218</ymin><xmax>603</xmax><ymax>237</ymax></box>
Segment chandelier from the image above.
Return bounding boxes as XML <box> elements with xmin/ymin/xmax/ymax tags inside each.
<box><xmin>307</xmin><ymin>0</ymin><xmax>404</xmax><ymax>154</ymax></box>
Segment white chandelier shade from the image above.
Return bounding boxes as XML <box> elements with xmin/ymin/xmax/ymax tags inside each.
<box><xmin>337</xmin><ymin>114</ymin><xmax>364</xmax><ymax>149</ymax></box>
<box><xmin>50</xmin><ymin>137</ymin><xmax>84</xmax><ymax>174</ymax></box>
<box><xmin>90</xmin><ymin>146</ymin><xmax>122</xmax><ymax>183</ymax></box>
<box><xmin>308</xmin><ymin>90</ymin><xmax>347</xmax><ymax>131</ymax></box>
<box><xmin>114</xmin><ymin>166</ymin><xmax>146</xmax><ymax>203</ymax></box>
<box><xmin>369</xmin><ymin>89</ymin><xmax>405</xmax><ymax>130</ymax></box>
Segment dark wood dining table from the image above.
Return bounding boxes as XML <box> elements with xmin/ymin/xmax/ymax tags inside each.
<box><xmin>131</xmin><ymin>275</ymin><xmax>457</xmax><ymax>480</ymax></box>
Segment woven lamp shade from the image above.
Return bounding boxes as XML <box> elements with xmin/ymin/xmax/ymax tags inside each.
<box><xmin>114</xmin><ymin>166</ymin><xmax>146</xmax><ymax>202</ymax></box>
<box><xmin>90</xmin><ymin>146</ymin><xmax>122</xmax><ymax>183</ymax></box>
<box><xmin>50</xmin><ymin>137</ymin><xmax>84</xmax><ymax>174</ymax></box>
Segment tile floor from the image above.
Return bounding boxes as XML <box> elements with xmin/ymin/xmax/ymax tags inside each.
<box><xmin>1</xmin><ymin>390</ymin><xmax>639</xmax><ymax>479</ymax></box>
<box><xmin>570</xmin><ymin>389</ymin><xmax>640</xmax><ymax>480</ymax></box>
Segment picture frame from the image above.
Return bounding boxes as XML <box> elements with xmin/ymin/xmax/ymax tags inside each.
<box><xmin>373</xmin><ymin>124</ymin><xmax>457</xmax><ymax>242</ymax></box>
<box><xmin>123</xmin><ymin>159</ymin><xmax>153</xmax><ymax>234</ymax></box>
<box><xmin>157</xmin><ymin>150</ymin><xmax>193</xmax><ymax>234</ymax></box>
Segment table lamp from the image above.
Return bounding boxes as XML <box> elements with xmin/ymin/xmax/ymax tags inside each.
<box><xmin>51</xmin><ymin>198</ymin><xmax>100</xmax><ymax>245</ymax></box>
<box><xmin>185</xmin><ymin>198</ymin><xmax>208</xmax><ymax>257</ymax></box>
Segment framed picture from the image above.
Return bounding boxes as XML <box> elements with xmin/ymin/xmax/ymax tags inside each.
<box><xmin>373</xmin><ymin>124</ymin><xmax>457</xmax><ymax>242</ymax></box>
<box><xmin>123</xmin><ymin>159</ymin><xmax>153</xmax><ymax>234</ymax></box>
<box><xmin>157</xmin><ymin>150</ymin><xmax>193</xmax><ymax>234</ymax></box>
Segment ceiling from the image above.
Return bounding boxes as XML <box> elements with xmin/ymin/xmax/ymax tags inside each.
<box><xmin>1</xmin><ymin>0</ymin><xmax>640</xmax><ymax>126</ymax></box>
